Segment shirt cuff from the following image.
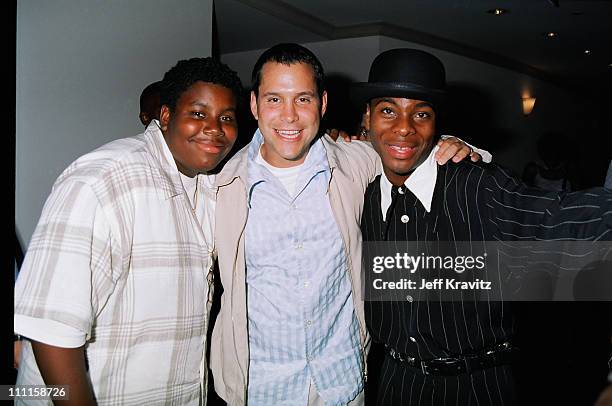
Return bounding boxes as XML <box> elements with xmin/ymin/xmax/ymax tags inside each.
<box><xmin>14</xmin><ymin>315</ymin><xmax>87</xmax><ymax>348</ymax></box>
<box><xmin>439</xmin><ymin>134</ymin><xmax>493</xmax><ymax>163</ymax></box>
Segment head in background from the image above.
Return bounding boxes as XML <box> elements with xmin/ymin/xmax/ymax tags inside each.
<box><xmin>537</xmin><ymin>132</ymin><xmax>570</xmax><ymax>169</ymax></box>
<box><xmin>139</xmin><ymin>81</ymin><xmax>162</xmax><ymax>127</ymax></box>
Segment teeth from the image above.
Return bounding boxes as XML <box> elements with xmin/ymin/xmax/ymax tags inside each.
<box><xmin>390</xmin><ymin>145</ymin><xmax>412</xmax><ymax>152</ymax></box>
<box><xmin>277</xmin><ymin>129</ymin><xmax>300</xmax><ymax>139</ymax></box>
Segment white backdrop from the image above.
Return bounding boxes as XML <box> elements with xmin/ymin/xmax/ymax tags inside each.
<box><xmin>16</xmin><ymin>0</ymin><xmax>213</xmax><ymax>246</ymax></box>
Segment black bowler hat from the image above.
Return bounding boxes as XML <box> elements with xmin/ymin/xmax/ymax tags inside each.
<box><xmin>350</xmin><ymin>48</ymin><xmax>447</xmax><ymax>106</ymax></box>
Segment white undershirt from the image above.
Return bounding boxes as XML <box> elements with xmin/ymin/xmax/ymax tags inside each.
<box><xmin>256</xmin><ymin>146</ymin><xmax>305</xmax><ymax>197</ymax></box>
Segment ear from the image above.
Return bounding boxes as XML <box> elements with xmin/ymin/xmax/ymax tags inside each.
<box><xmin>320</xmin><ymin>90</ymin><xmax>328</xmax><ymax>117</ymax></box>
<box><xmin>139</xmin><ymin>112</ymin><xmax>149</xmax><ymax>127</ymax></box>
<box><xmin>159</xmin><ymin>105</ymin><xmax>171</xmax><ymax>131</ymax></box>
<box><xmin>363</xmin><ymin>103</ymin><xmax>371</xmax><ymax>131</ymax></box>
<box><xmin>250</xmin><ymin>91</ymin><xmax>259</xmax><ymax>120</ymax></box>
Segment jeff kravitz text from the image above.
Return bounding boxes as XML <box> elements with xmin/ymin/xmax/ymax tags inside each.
<box><xmin>370</xmin><ymin>252</ymin><xmax>492</xmax><ymax>292</ymax></box>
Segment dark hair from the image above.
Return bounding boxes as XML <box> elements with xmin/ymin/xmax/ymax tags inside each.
<box><xmin>139</xmin><ymin>81</ymin><xmax>162</xmax><ymax>112</ymax></box>
<box><xmin>537</xmin><ymin>132</ymin><xmax>570</xmax><ymax>166</ymax></box>
<box><xmin>160</xmin><ymin>57</ymin><xmax>243</xmax><ymax>111</ymax></box>
<box><xmin>251</xmin><ymin>43</ymin><xmax>325</xmax><ymax>99</ymax></box>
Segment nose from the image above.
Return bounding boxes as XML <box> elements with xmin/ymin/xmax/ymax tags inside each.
<box><xmin>282</xmin><ymin>101</ymin><xmax>299</xmax><ymax>123</ymax></box>
<box><xmin>203</xmin><ymin>116</ymin><xmax>224</xmax><ymax>137</ymax></box>
<box><xmin>394</xmin><ymin>114</ymin><xmax>415</xmax><ymax>137</ymax></box>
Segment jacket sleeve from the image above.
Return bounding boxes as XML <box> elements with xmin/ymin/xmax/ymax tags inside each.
<box><xmin>330</xmin><ymin>136</ymin><xmax>381</xmax><ymax>190</ymax></box>
<box><xmin>482</xmin><ymin>164</ymin><xmax>612</xmax><ymax>241</ymax></box>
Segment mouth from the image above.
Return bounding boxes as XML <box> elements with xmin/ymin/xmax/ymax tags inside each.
<box><xmin>191</xmin><ymin>138</ymin><xmax>226</xmax><ymax>154</ymax></box>
<box><xmin>386</xmin><ymin>143</ymin><xmax>418</xmax><ymax>159</ymax></box>
<box><xmin>275</xmin><ymin>129</ymin><xmax>302</xmax><ymax>141</ymax></box>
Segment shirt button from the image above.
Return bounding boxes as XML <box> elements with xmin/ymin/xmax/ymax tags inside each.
<box><xmin>409</xmin><ymin>336</ymin><xmax>417</xmax><ymax>343</ymax></box>
<box><xmin>401</xmin><ymin>215</ymin><xmax>410</xmax><ymax>223</ymax></box>
<box><xmin>291</xmin><ymin>203</ymin><xmax>298</xmax><ymax>209</ymax></box>
<box><xmin>398</xmin><ymin>187</ymin><xmax>405</xmax><ymax>195</ymax></box>
<box><xmin>305</xmin><ymin>320</ymin><xmax>312</xmax><ymax>326</ymax></box>
<box><xmin>406</xmin><ymin>295</ymin><xmax>413</xmax><ymax>302</ymax></box>
<box><xmin>295</xmin><ymin>243</ymin><xmax>303</xmax><ymax>249</ymax></box>
<box><xmin>304</xmin><ymin>281</ymin><xmax>310</xmax><ymax>288</ymax></box>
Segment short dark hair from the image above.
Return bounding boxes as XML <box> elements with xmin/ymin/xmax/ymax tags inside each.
<box><xmin>139</xmin><ymin>81</ymin><xmax>162</xmax><ymax>112</ymax></box>
<box><xmin>160</xmin><ymin>57</ymin><xmax>243</xmax><ymax>111</ymax></box>
<box><xmin>251</xmin><ymin>43</ymin><xmax>325</xmax><ymax>99</ymax></box>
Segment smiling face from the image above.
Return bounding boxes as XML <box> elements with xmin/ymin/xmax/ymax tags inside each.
<box><xmin>366</xmin><ymin>97</ymin><xmax>436</xmax><ymax>186</ymax></box>
<box><xmin>160</xmin><ymin>81</ymin><xmax>238</xmax><ymax>177</ymax></box>
<box><xmin>250</xmin><ymin>62</ymin><xmax>327</xmax><ymax>168</ymax></box>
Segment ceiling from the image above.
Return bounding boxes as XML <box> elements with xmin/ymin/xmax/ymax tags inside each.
<box><xmin>214</xmin><ymin>0</ymin><xmax>612</xmax><ymax>93</ymax></box>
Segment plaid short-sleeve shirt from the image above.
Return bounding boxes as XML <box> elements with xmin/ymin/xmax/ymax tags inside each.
<box><xmin>15</xmin><ymin>122</ymin><xmax>214</xmax><ymax>405</ymax></box>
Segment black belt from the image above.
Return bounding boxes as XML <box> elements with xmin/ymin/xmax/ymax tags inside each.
<box><xmin>385</xmin><ymin>341</ymin><xmax>516</xmax><ymax>376</ymax></box>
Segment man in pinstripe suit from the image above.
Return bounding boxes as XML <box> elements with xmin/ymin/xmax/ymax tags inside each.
<box><xmin>354</xmin><ymin>48</ymin><xmax>612</xmax><ymax>405</ymax></box>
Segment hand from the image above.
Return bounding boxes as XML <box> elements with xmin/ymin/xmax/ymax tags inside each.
<box><xmin>435</xmin><ymin>137</ymin><xmax>482</xmax><ymax>165</ymax></box>
<box><xmin>327</xmin><ymin>128</ymin><xmax>369</xmax><ymax>142</ymax></box>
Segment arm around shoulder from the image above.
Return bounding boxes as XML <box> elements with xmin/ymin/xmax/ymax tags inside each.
<box><xmin>325</xmin><ymin>135</ymin><xmax>381</xmax><ymax>186</ymax></box>
<box><xmin>485</xmin><ymin>165</ymin><xmax>612</xmax><ymax>241</ymax></box>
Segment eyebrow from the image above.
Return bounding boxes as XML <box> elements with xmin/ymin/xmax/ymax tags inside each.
<box><xmin>415</xmin><ymin>101</ymin><xmax>434</xmax><ymax>109</ymax></box>
<box><xmin>373</xmin><ymin>98</ymin><xmax>398</xmax><ymax>106</ymax></box>
<box><xmin>296</xmin><ymin>91</ymin><xmax>316</xmax><ymax>97</ymax></box>
<box><xmin>372</xmin><ymin>99</ymin><xmax>434</xmax><ymax>110</ymax></box>
<box><xmin>261</xmin><ymin>91</ymin><xmax>317</xmax><ymax>97</ymax></box>
<box><xmin>190</xmin><ymin>101</ymin><xmax>236</xmax><ymax>112</ymax></box>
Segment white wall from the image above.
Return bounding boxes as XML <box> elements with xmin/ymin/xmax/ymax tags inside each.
<box><xmin>222</xmin><ymin>35</ymin><xmax>581</xmax><ymax>176</ymax></box>
<box><xmin>16</xmin><ymin>0</ymin><xmax>213</xmax><ymax>247</ymax></box>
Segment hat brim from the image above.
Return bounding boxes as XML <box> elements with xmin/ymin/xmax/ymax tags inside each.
<box><xmin>349</xmin><ymin>82</ymin><xmax>446</xmax><ymax>108</ymax></box>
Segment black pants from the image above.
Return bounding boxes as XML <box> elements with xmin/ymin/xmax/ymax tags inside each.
<box><xmin>374</xmin><ymin>354</ymin><xmax>517</xmax><ymax>406</ymax></box>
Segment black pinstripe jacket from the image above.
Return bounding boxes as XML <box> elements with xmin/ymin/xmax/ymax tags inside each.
<box><xmin>362</xmin><ymin>160</ymin><xmax>612</xmax><ymax>359</ymax></box>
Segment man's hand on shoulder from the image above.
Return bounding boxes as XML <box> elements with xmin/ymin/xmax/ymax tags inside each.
<box><xmin>435</xmin><ymin>136</ymin><xmax>482</xmax><ymax>165</ymax></box>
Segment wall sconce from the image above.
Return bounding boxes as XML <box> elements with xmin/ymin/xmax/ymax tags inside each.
<box><xmin>522</xmin><ymin>97</ymin><xmax>536</xmax><ymax>116</ymax></box>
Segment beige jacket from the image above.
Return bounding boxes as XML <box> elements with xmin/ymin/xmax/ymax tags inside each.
<box><xmin>210</xmin><ymin>135</ymin><xmax>380</xmax><ymax>405</ymax></box>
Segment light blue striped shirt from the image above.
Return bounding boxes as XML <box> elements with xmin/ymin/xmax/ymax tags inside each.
<box><xmin>245</xmin><ymin>130</ymin><xmax>363</xmax><ymax>405</ymax></box>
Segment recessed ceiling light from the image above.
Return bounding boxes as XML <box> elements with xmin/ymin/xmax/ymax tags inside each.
<box><xmin>584</xmin><ymin>49</ymin><xmax>591</xmax><ymax>55</ymax></box>
<box><xmin>487</xmin><ymin>8</ymin><xmax>509</xmax><ymax>15</ymax></box>
<box><xmin>545</xmin><ymin>32</ymin><xmax>558</xmax><ymax>38</ymax></box>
